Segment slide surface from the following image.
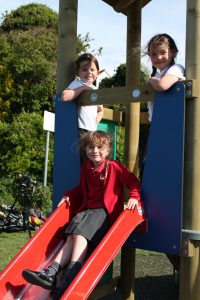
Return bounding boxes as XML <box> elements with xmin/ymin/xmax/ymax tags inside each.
<box><xmin>0</xmin><ymin>203</ymin><xmax>145</xmax><ymax>300</ymax></box>
<box><xmin>60</xmin><ymin>206</ymin><xmax>146</xmax><ymax>300</ymax></box>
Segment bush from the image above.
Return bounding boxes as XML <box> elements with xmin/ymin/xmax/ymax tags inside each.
<box><xmin>0</xmin><ymin>176</ymin><xmax>14</xmax><ymax>205</ymax></box>
<box><xmin>0</xmin><ymin>175</ymin><xmax>52</xmax><ymax>215</ymax></box>
<box><xmin>32</xmin><ymin>183</ymin><xmax>52</xmax><ymax>212</ymax></box>
<box><xmin>116</xmin><ymin>126</ymin><xmax>125</xmax><ymax>162</ymax></box>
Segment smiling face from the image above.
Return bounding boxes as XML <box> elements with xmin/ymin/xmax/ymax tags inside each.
<box><xmin>86</xmin><ymin>143</ymin><xmax>110</xmax><ymax>167</ymax></box>
<box><xmin>77</xmin><ymin>61</ymin><xmax>100</xmax><ymax>85</ymax></box>
<box><xmin>149</xmin><ymin>43</ymin><xmax>175</xmax><ymax>71</ymax></box>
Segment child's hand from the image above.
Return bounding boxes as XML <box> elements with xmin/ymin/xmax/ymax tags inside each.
<box><xmin>96</xmin><ymin>116</ymin><xmax>101</xmax><ymax>124</ymax></box>
<box><xmin>126</xmin><ymin>198</ymin><xmax>139</xmax><ymax>210</ymax></box>
<box><xmin>57</xmin><ymin>196</ymin><xmax>70</xmax><ymax>207</ymax></box>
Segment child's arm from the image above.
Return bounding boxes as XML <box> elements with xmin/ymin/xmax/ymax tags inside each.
<box><xmin>96</xmin><ymin>105</ymin><xmax>104</xmax><ymax>124</ymax></box>
<box><xmin>148</xmin><ymin>74</ymin><xmax>180</xmax><ymax>92</ymax></box>
<box><xmin>61</xmin><ymin>85</ymin><xmax>92</xmax><ymax>102</ymax></box>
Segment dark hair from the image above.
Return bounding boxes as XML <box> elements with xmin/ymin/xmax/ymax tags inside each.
<box><xmin>145</xmin><ymin>33</ymin><xmax>178</xmax><ymax>76</ymax></box>
<box><xmin>75</xmin><ymin>53</ymin><xmax>100</xmax><ymax>74</ymax></box>
<box><xmin>79</xmin><ymin>130</ymin><xmax>113</xmax><ymax>158</ymax></box>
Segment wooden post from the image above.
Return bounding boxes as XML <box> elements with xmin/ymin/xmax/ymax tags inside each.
<box><xmin>180</xmin><ymin>1</ymin><xmax>200</xmax><ymax>299</ymax></box>
<box><xmin>124</xmin><ymin>4</ymin><xmax>141</xmax><ymax>174</ymax></box>
<box><xmin>56</xmin><ymin>0</ymin><xmax>78</xmax><ymax>93</ymax></box>
<box><xmin>121</xmin><ymin>1</ymin><xmax>142</xmax><ymax>299</ymax></box>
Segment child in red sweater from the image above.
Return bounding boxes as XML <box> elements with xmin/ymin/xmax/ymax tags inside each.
<box><xmin>22</xmin><ymin>130</ymin><xmax>141</xmax><ymax>299</ymax></box>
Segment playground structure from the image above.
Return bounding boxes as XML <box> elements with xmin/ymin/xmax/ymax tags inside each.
<box><xmin>55</xmin><ymin>1</ymin><xmax>200</xmax><ymax>299</ymax></box>
<box><xmin>1</xmin><ymin>1</ymin><xmax>200</xmax><ymax>300</ymax></box>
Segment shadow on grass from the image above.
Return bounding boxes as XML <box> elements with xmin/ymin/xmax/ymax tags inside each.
<box><xmin>100</xmin><ymin>274</ymin><xmax>179</xmax><ymax>300</ymax></box>
<box><xmin>135</xmin><ymin>274</ymin><xmax>179</xmax><ymax>300</ymax></box>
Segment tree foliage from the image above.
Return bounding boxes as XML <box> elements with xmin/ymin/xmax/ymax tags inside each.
<box><xmin>0</xmin><ymin>64</ymin><xmax>14</xmax><ymax>121</ymax></box>
<box><xmin>0</xmin><ymin>112</ymin><xmax>53</xmax><ymax>180</ymax></box>
<box><xmin>76</xmin><ymin>32</ymin><xmax>103</xmax><ymax>56</ymax></box>
<box><xmin>100</xmin><ymin>63</ymin><xmax>149</xmax><ymax>88</ymax></box>
<box><xmin>0</xmin><ymin>28</ymin><xmax>56</xmax><ymax>122</ymax></box>
<box><xmin>0</xmin><ymin>4</ymin><xmax>102</xmax><ymax>123</ymax></box>
<box><xmin>1</xmin><ymin>3</ymin><xmax>58</xmax><ymax>31</ymax></box>
<box><xmin>0</xmin><ymin>3</ymin><xmax>58</xmax><ymax>122</ymax></box>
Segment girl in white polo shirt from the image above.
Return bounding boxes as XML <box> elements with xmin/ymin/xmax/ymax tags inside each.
<box><xmin>146</xmin><ymin>33</ymin><xmax>185</xmax><ymax>121</ymax></box>
<box><xmin>61</xmin><ymin>53</ymin><xmax>103</xmax><ymax>136</ymax></box>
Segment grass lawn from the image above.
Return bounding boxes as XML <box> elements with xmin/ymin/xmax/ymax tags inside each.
<box><xmin>0</xmin><ymin>231</ymin><xmax>31</xmax><ymax>272</ymax></box>
<box><xmin>0</xmin><ymin>229</ymin><xmax>161</xmax><ymax>273</ymax></box>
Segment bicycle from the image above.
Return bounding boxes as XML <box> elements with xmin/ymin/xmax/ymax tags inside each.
<box><xmin>0</xmin><ymin>173</ymin><xmax>37</xmax><ymax>236</ymax></box>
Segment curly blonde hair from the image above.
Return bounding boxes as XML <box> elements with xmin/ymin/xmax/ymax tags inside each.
<box><xmin>79</xmin><ymin>130</ymin><xmax>113</xmax><ymax>158</ymax></box>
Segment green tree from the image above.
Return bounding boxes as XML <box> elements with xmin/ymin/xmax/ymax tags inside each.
<box><xmin>76</xmin><ymin>32</ymin><xmax>103</xmax><ymax>56</ymax></box>
<box><xmin>0</xmin><ymin>64</ymin><xmax>15</xmax><ymax>121</ymax></box>
<box><xmin>0</xmin><ymin>4</ymin><xmax>58</xmax><ymax>122</ymax></box>
<box><xmin>0</xmin><ymin>29</ymin><xmax>56</xmax><ymax>122</ymax></box>
<box><xmin>0</xmin><ymin>4</ymin><xmax>102</xmax><ymax>122</ymax></box>
<box><xmin>1</xmin><ymin>3</ymin><xmax>58</xmax><ymax>31</ymax></box>
<box><xmin>100</xmin><ymin>63</ymin><xmax>149</xmax><ymax>88</ymax></box>
<box><xmin>0</xmin><ymin>112</ymin><xmax>53</xmax><ymax>180</ymax></box>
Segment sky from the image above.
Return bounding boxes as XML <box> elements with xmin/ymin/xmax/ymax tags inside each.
<box><xmin>0</xmin><ymin>0</ymin><xmax>186</xmax><ymax>76</ymax></box>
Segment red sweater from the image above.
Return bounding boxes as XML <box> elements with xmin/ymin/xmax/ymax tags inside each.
<box><xmin>64</xmin><ymin>159</ymin><xmax>141</xmax><ymax>224</ymax></box>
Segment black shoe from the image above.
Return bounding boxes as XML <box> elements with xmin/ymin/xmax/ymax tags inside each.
<box><xmin>54</xmin><ymin>262</ymin><xmax>82</xmax><ymax>295</ymax></box>
<box><xmin>22</xmin><ymin>268</ymin><xmax>56</xmax><ymax>290</ymax></box>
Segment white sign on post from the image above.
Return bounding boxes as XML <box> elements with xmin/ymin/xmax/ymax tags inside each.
<box><xmin>43</xmin><ymin>110</ymin><xmax>55</xmax><ymax>186</ymax></box>
<box><xmin>43</xmin><ymin>110</ymin><xmax>55</xmax><ymax>132</ymax></box>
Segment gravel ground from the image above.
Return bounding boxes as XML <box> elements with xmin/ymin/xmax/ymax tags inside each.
<box><xmin>100</xmin><ymin>250</ymin><xmax>179</xmax><ymax>300</ymax></box>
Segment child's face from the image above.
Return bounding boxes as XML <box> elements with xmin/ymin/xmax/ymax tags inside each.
<box><xmin>149</xmin><ymin>43</ymin><xmax>175</xmax><ymax>71</ymax></box>
<box><xmin>86</xmin><ymin>143</ymin><xmax>110</xmax><ymax>167</ymax></box>
<box><xmin>77</xmin><ymin>61</ymin><xmax>99</xmax><ymax>85</ymax></box>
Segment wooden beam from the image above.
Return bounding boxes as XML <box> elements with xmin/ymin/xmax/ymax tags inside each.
<box><xmin>77</xmin><ymin>83</ymin><xmax>155</xmax><ymax>106</ymax></box>
<box><xmin>140</xmin><ymin>111</ymin><xmax>149</xmax><ymax>124</ymax></box>
<box><xmin>77</xmin><ymin>80</ymin><xmax>197</xmax><ymax>108</ymax></box>
<box><xmin>56</xmin><ymin>0</ymin><xmax>78</xmax><ymax>93</ymax></box>
<box><xmin>113</xmin><ymin>0</ymin><xmax>136</xmax><ymax>12</ymax></box>
<box><xmin>120</xmin><ymin>2</ymin><xmax>142</xmax><ymax>299</ymax></box>
<box><xmin>102</xmin><ymin>107</ymin><xmax>123</xmax><ymax>123</ymax></box>
<box><xmin>102</xmin><ymin>0</ymin><xmax>151</xmax><ymax>14</ymax></box>
<box><xmin>180</xmin><ymin>1</ymin><xmax>200</xmax><ymax>299</ymax></box>
<box><xmin>185</xmin><ymin>79</ymin><xmax>200</xmax><ymax>98</ymax></box>
<box><xmin>102</xmin><ymin>108</ymin><xmax>149</xmax><ymax>125</ymax></box>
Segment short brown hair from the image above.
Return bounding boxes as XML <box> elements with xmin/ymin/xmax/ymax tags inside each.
<box><xmin>75</xmin><ymin>53</ymin><xmax>100</xmax><ymax>74</ymax></box>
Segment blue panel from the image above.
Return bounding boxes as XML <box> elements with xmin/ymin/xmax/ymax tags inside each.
<box><xmin>52</xmin><ymin>95</ymin><xmax>81</xmax><ymax>209</ymax></box>
<box><xmin>127</xmin><ymin>82</ymin><xmax>185</xmax><ymax>254</ymax></box>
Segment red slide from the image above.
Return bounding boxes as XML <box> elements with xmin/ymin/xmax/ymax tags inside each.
<box><xmin>0</xmin><ymin>203</ymin><xmax>146</xmax><ymax>300</ymax></box>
